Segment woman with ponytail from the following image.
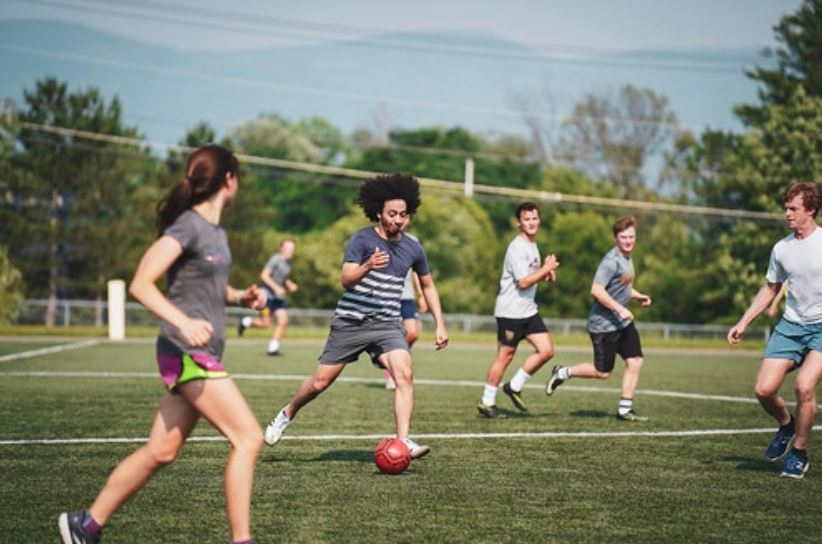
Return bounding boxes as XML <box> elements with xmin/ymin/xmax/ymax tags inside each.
<box><xmin>59</xmin><ymin>145</ymin><xmax>266</xmax><ymax>544</ymax></box>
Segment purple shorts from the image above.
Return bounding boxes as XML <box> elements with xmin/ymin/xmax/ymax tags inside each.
<box><xmin>157</xmin><ymin>352</ymin><xmax>229</xmax><ymax>391</ymax></box>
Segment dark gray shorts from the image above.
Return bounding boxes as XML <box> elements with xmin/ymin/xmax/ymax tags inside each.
<box><xmin>319</xmin><ymin>316</ymin><xmax>409</xmax><ymax>365</ymax></box>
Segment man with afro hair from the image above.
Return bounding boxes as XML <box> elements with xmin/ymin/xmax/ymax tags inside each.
<box><xmin>263</xmin><ymin>173</ymin><xmax>449</xmax><ymax>459</ymax></box>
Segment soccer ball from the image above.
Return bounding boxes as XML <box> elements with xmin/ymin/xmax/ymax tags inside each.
<box><xmin>374</xmin><ymin>438</ymin><xmax>411</xmax><ymax>475</ymax></box>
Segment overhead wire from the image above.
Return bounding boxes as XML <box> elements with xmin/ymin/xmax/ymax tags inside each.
<box><xmin>12</xmin><ymin>121</ymin><xmax>784</xmax><ymax>224</ymax></box>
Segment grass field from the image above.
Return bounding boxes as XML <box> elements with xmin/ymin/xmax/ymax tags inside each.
<box><xmin>1</xmin><ymin>334</ymin><xmax>821</xmax><ymax>543</ymax></box>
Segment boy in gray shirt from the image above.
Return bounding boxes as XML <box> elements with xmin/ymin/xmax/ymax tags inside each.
<box><xmin>546</xmin><ymin>216</ymin><xmax>653</xmax><ymax>421</ymax></box>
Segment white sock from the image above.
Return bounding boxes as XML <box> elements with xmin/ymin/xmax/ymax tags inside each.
<box><xmin>268</xmin><ymin>339</ymin><xmax>280</xmax><ymax>352</ymax></box>
<box><xmin>481</xmin><ymin>384</ymin><xmax>497</xmax><ymax>406</ymax></box>
<box><xmin>618</xmin><ymin>398</ymin><xmax>633</xmax><ymax>415</ymax></box>
<box><xmin>558</xmin><ymin>366</ymin><xmax>571</xmax><ymax>380</ymax></box>
<box><xmin>509</xmin><ymin>369</ymin><xmax>531</xmax><ymax>392</ymax></box>
<box><xmin>241</xmin><ymin>316</ymin><xmax>252</xmax><ymax>327</ymax></box>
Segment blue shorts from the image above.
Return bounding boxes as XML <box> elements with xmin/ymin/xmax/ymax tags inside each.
<box><xmin>400</xmin><ymin>299</ymin><xmax>418</xmax><ymax>320</ymax></box>
<box><xmin>265</xmin><ymin>297</ymin><xmax>286</xmax><ymax>313</ymax></box>
<box><xmin>763</xmin><ymin>318</ymin><xmax>822</xmax><ymax>366</ymax></box>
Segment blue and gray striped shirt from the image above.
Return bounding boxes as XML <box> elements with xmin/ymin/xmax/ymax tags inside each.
<box><xmin>334</xmin><ymin>227</ymin><xmax>430</xmax><ymax>322</ymax></box>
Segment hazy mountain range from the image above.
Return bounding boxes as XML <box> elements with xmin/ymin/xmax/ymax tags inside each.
<box><xmin>0</xmin><ymin>19</ymin><xmax>768</xmax><ymax>146</ymax></box>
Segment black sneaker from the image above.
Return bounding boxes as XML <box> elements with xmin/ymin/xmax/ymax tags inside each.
<box><xmin>616</xmin><ymin>410</ymin><xmax>649</xmax><ymax>422</ymax></box>
<box><xmin>237</xmin><ymin>318</ymin><xmax>248</xmax><ymax>337</ymax></box>
<box><xmin>477</xmin><ymin>403</ymin><xmax>506</xmax><ymax>418</ymax></box>
<box><xmin>545</xmin><ymin>365</ymin><xmax>565</xmax><ymax>396</ymax></box>
<box><xmin>58</xmin><ymin>511</ymin><xmax>100</xmax><ymax>544</ymax></box>
<box><xmin>502</xmin><ymin>382</ymin><xmax>528</xmax><ymax>412</ymax></box>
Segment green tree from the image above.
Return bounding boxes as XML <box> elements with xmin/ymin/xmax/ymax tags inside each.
<box><xmin>558</xmin><ymin>85</ymin><xmax>680</xmax><ymax>199</ymax></box>
<box><xmin>736</xmin><ymin>0</ymin><xmax>822</xmax><ymax>126</ymax></box>
<box><xmin>7</xmin><ymin>78</ymin><xmax>148</xmax><ymax>324</ymax></box>
<box><xmin>0</xmin><ymin>246</ymin><xmax>25</xmax><ymax>324</ymax></box>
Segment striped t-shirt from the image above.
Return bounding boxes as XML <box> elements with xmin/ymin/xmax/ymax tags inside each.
<box><xmin>334</xmin><ymin>227</ymin><xmax>430</xmax><ymax>322</ymax></box>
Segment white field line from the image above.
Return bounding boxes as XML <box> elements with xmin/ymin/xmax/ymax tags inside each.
<box><xmin>0</xmin><ymin>339</ymin><xmax>100</xmax><ymax>362</ymax></box>
<box><xmin>1</xmin><ymin>368</ymin><xmax>818</xmax><ymax>446</ymax></box>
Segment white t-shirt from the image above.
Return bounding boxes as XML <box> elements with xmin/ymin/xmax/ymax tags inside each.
<box><xmin>493</xmin><ymin>235</ymin><xmax>541</xmax><ymax>319</ymax></box>
<box><xmin>766</xmin><ymin>226</ymin><xmax>822</xmax><ymax>324</ymax></box>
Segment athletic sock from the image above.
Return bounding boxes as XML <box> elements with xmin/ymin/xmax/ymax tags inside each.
<box><xmin>783</xmin><ymin>415</ymin><xmax>796</xmax><ymax>433</ymax></box>
<box><xmin>241</xmin><ymin>316</ymin><xmax>252</xmax><ymax>327</ymax></box>
<box><xmin>509</xmin><ymin>369</ymin><xmax>531</xmax><ymax>392</ymax></box>
<box><xmin>558</xmin><ymin>366</ymin><xmax>571</xmax><ymax>380</ymax></box>
<box><xmin>481</xmin><ymin>384</ymin><xmax>497</xmax><ymax>406</ymax></box>
<box><xmin>82</xmin><ymin>511</ymin><xmax>102</xmax><ymax>537</ymax></box>
<box><xmin>618</xmin><ymin>398</ymin><xmax>633</xmax><ymax>416</ymax></box>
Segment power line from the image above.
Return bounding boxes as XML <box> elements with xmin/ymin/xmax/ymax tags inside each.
<box><xmin>14</xmin><ymin>0</ymin><xmax>763</xmax><ymax>73</ymax></box>
<box><xmin>15</xmin><ymin>121</ymin><xmax>784</xmax><ymax>224</ymax></box>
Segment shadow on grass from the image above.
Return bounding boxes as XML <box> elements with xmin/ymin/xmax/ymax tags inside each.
<box><xmin>720</xmin><ymin>455</ymin><xmax>777</xmax><ymax>473</ymax></box>
<box><xmin>315</xmin><ymin>449</ymin><xmax>373</xmax><ymax>463</ymax></box>
<box><xmin>569</xmin><ymin>409</ymin><xmax>610</xmax><ymax>418</ymax></box>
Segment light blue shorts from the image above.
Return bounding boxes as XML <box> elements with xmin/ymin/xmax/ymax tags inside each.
<box><xmin>763</xmin><ymin>318</ymin><xmax>822</xmax><ymax>366</ymax></box>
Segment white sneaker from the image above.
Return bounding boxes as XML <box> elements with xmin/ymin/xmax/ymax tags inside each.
<box><xmin>403</xmin><ymin>437</ymin><xmax>431</xmax><ymax>459</ymax></box>
<box><xmin>264</xmin><ymin>408</ymin><xmax>290</xmax><ymax>446</ymax></box>
<box><xmin>385</xmin><ymin>377</ymin><xmax>396</xmax><ymax>390</ymax></box>
<box><xmin>267</xmin><ymin>340</ymin><xmax>280</xmax><ymax>355</ymax></box>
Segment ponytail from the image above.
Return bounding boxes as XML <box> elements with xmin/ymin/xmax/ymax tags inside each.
<box><xmin>154</xmin><ymin>145</ymin><xmax>238</xmax><ymax>237</ymax></box>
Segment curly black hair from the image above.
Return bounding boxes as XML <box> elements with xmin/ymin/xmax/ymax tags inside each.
<box><xmin>357</xmin><ymin>173</ymin><xmax>421</xmax><ymax>221</ymax></box>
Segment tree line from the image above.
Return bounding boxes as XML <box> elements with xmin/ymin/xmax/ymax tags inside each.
<box><xmin>1</xmin><ymin>1</ymin><xmax>820</xmax><ymax>328</ymax></box>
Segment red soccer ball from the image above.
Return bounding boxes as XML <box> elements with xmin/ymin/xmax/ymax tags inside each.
<box><xmin>374</xmin><ymin>438</ymin><xmax>411</xmax><ymax>475</ymax></box>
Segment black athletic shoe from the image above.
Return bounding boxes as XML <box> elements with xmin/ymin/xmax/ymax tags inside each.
<box><xmin>545</xmin><ymin>365</ymin><xmax>565</xmax><ymax>396</ymax></box>
<box><xmin>237</xmin><ymin>318</ymin><xmax>248</xmax><ymax>337</ymax></box>
<box><xmin>502</xmin><ymin>382</ymin><xmax>528</xmax><ymax>412</ymax></box>
<box><xmin>477</xmin><ymin>403</ymin><xmax>506</xmax><ymax>418</ymax></box>
<box><xmin>616</xmin><ymin>410</ymin><xmax>649</xmax><ymax>422</ymax></box>
<box><xmin>58</xmin><ymin>511</ymin><xmax>100</xmax><ymax>544</ymax></box>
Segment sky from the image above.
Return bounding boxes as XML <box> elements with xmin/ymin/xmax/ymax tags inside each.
<box><xmin>0</xmin><ymin>0</ymin><xmax>804</xmax><ymax>53</ymax></box>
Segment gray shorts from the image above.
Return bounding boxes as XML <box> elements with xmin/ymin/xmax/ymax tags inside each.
<box><xmin>319</xmin><ymin>316</ymin><xmax>409</xmax><ymax>365</ymax></box>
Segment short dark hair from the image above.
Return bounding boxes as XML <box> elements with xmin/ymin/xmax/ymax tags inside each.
<box><xmin>357</xmin><ymin>173</ymin><xmax>421</xmax><ymax>221</ymax></box>
<box><xmin>516</xmin><ymin>202</ymin><xmax>539</xmax><ymax>220</ymax></box>
<box><xmin>784</xmin><ymin>181</ymin><xmax>822</xmax><ymax>218</ymax></box>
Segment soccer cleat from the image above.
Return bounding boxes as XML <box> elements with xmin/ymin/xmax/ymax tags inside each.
<box><xmin>58</xmin><ymin>511</ymin><xmax>100</xmax><ymax>544</ymax></box>
<box><xmin>765</xmin><ymin>424</ymin><xmax>796</xmax><ymax>461</ymax></box>
<box><xmin>616</xmin><ymin>410</ymin><xmax>649</xmax><ymax>422</ymax></box>
<box><xmin>267</xmin><ymin>340</ymin><xmax>280</xmax><ymax>356</ymax></box>
<box><xmin>477</xmin><ymin>403</ymin><xmax>505</xmax><ymax>418</ymax></box>
<box><xmin>545</xmin><ymin>365</ymin><xmax>565</xmax><ymax>396</ymax></box>
<box><xmin>264</xmin><ymin>408</ymin><xmax>291</xmax><ymax>446</ymax></box>
<box><xmin>502</xmin><ymin>382</ymin><xmax>528</xmax><ymax>412</ymax></box>
<box><xmin>780</xmin><ymin>449</ymin><xmax>809</xmax><ymax>479</ymax></box>
<box><xmin>237</xmin><ymin>318</ymin><xmax>248</xmax><ymax>337</ymax></box>
<box><xmin>403</xmin><ymin>437</ymin><xmax>431</xmax><ymax>459</ymax></box>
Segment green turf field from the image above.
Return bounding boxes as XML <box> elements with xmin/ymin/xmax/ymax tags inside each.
<box><xmin>1</xmin><ymin>336</ymin><xmax>820</xmax><ymax>543</ymax></box>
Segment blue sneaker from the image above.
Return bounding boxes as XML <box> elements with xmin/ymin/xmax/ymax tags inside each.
<box><xmin>58</xmin><ymin>511</ymin><xmax>100</xmax><ymax>544</ymax></box>
<box><xmin>780</xmin><ymin>449</ymin><xmax>809</xmax><ymax>479</ymax></box>
<box><xmin>765</xmin><ymin>423</ymin><xmax>795</xmax><ymax>461</ymax></box>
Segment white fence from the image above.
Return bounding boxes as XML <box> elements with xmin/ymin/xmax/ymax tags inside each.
<box><xmin>15</xmin><ymin>299</ymin><xmax>770</xmax><ymax>342</ymax></box>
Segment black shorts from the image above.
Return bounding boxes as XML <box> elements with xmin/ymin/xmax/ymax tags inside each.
<box><xmin>589</xmin><ymin>321</ymin><xmax>643</xmax><ymax>373</ymax></box>
<box><xmin>496</xmin><ymin>314</ymin><xmax>549</xmax><ymax>347</ymax></box>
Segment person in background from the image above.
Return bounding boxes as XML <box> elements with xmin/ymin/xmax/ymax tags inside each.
<box><xmin>263</xmin><ymin>173</ymin><xmax>449</xmax><ymax>460</ymax></box>
<box><xmin>385</xmin><ymin>224</ymin><xmax>428</xmax><ymax>389</ymax></box>
<box><xmin>58</xmin><ymin>145</ymin><xmax>266</xmax><ymax>544</ymax></box>
<box><xmin>477</xmin><ymin>202</ymin><xmax>559</xmax><ymax>418</ymax></box>
<box><xmin>727</xmin><ymin>181</ymin><xmax>822</xmax><ymax>479</ymax></box>
<box><xmin>546</xmin><ymin>216</ymin><xmax>652</xmax><ymax>422</ymax></box>
<box><xmin>238</xmin><ymin>237</ymin><xmax>298</xmax><ymax>355</ymax></box>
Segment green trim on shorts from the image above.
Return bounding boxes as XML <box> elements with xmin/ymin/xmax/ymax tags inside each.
<box><xmin>174</xmin><ymin>353</ymin><xmax>229</xmax><ymax>389</ymax></box>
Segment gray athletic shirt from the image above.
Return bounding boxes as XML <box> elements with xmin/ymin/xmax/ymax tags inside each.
<box><xmin>494</xmin><ymin>235</ymin><xmax>541</xmax><ymax>319</ymax></box>
<box><xmin>766</xmin><ymin>227</ymin><xmax>822</xmax><ymax>324</ymax></box>
<box><xmin>262</xmin><ymin>252</ymin><xmax>293</xmax><ymax>301</ymax></box>
<box><xmin>157</xmin><ymin>210</ymin><xmax>231</xmax><ymax>357</ymax></box>
<box><xmin>587</xmin><ymin>247</ymin><xmax>634</xmax><ymax>333</ymax></box>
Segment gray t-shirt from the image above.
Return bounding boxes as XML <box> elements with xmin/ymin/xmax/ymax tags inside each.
<box><xmin>587</xmin><ymin>247</ymin><xmax>634</xmax><ymax>333</ymax></box>
<box><xmin>262</xmin><ymin>252</ymin><xmax>293</xmax><ymax>301</ymax></box>
<box><xmin>157</xmin><ymin>210</ymin><xmax>231</xmax><ymax>357</ymax></box>
<box><xmin>494</xmin><ymin>235</ymin><xmax>541</xmax><ymax>319</ymax></box>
